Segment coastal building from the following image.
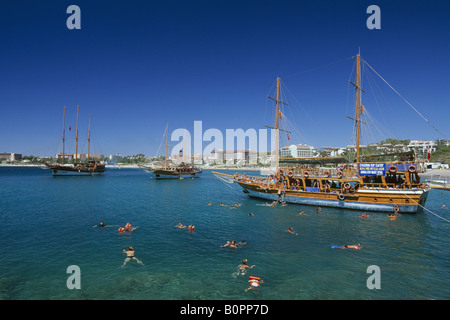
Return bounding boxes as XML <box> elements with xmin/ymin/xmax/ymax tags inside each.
<box><xmin>207</xmin><ymin>149</ymin><xmax>257</xmax><ymax>165</ymax></box>
<box><xmin>280</xmin><ymin>144</ymin><xmax>317</xmax><ymax>158</ymax></box>
<box><xmin>0</xmin><ymin>152</ymin><xmax>22</xmax><ymax>161</ymax></box>
<box><xmin>109</xmin><ymin>154</ymin><xmax>123</xmax><ymax>162</ymax></box>
<box><xmin>320</xmin><ymin>146</ymin><xmax>343</xmax><ymax>157</ymax></box>
<box><xmin>407</xmin><ymin>140</ymin><xmax>437</xmax><ymax>153</ymax></box>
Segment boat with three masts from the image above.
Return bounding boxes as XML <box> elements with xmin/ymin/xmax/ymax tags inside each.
<box><xmin>213</xmin><ymin>53</ymin><xmax>430</xmax><ymax>213</ymax></box>
<box><xmin>140</xmin><ymin>123</ymin><xmax>202</xmax><ymax>179</ymax></box>
<box><xmin>45</xmin><ymin>106</ymin><xmax>105</xmax><ymax>176</ymax></box>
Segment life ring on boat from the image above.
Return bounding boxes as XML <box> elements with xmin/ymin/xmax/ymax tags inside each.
<box><xmin>288</xmin><ymin>171</ymin><xmax>294</xmax><ymax>178</ymax></box>
<box><xmin>338</xmin><ymin>194</ymin><xmax>345</xmax><ymax>201</ymax></box>
<box><xmin>324</xmin><ymin>171</ymin><xmax>330</xmax><ymax>178</ymax></box>
<box><xmin>343</xmin><ymin>182</ymin><xmax>351</xmax><ymax>190</ymax></box>
<box><xmin>408</xmin><ymin>165</ymin><xmax>416</xmax><ymax>173</ymax></box>
<box><xmin>389</xmin><ymin>165</ymin><xmax>397</xmax><ymax>173</ymax></box>
<box><xmin>336</xmin><ymin>171</ymin><xmax>343</xmax><ymax>178</ymax></box>
<box><xmin>303</xmin><ymin>171</ymin><xmax>309</xmax><ymax>178</ymax></box>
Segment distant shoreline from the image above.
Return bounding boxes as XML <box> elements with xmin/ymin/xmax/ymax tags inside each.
<box><xmin>1</xmin><ymin>163</ymin><xmax>449</xmax><ymax>177</ymax></box>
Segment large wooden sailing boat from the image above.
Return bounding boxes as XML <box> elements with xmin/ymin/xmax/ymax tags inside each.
<box><xmin>213</xmin><ymin>54</ymin><xmax>430</xmax><ymax>213</ymax></box>
<box><xmin>45</xmin><ymin>106</ymin><xmax>105</xmax><ymax>176</ymax></box>
<box><xmin>140</xmin><ymin>123</ymin><xmax>202</xmax><ymax>179</ymax></box>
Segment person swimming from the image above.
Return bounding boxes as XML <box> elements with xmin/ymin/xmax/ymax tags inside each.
<box><xmin>343</xmin><ymin>244</ymin><xmax>362</xmax><ymax>250</ymax></box>
<box><xmin>122</xmin><ymin>246</ymin><xmax>144</xmax><ymax>267</ymax></box>
<box><xmin>232</xmin><ymin>259</ymin><xmax>255</xmax><ymax>278</ymax></box>
<box><xmin>93</xmin><ymin>221</ymin><xmax>109</xmax><ymax>228</ymax></box>
<box><xmin>175</xmin><ymin>221</ymin><xmax>186</xmax><ymax>228</ymax></box>
<box><xmin>238</xmin><ymin>259</ymin><xmax>255</xmax><ymax>271</ymax></box>
<box><xmin>124</xmin><ymin>222</ymin><xmax>134</xmax><ymax>231</ymax></box>
<box><xmin>330</xmin><ymin>243</ymin><xmax>362</xmax><ymax>250</ymax></box>
<box><xmin>245</xmin><ymin>276</ymin><xmax>263</xmax><ymax>292</ymax></box>
<box><xmin>285</xmin><ymin>227</ymin><xmax>298</xmax><ymax>235</ymax></box>
<box><xmin>222</xmin><ymin>240</ymin><xmax>246</xmax><ymax>248</ymax></box>
<box><xmin>118</xmin><ymin>223</ymin><xmax>139</xmax><ymax>233</ymax></box>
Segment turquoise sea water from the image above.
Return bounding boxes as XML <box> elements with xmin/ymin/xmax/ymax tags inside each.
<box><xmin>0</xmin><ymin>167</ymin><xmax>449</xmax><ymax>300</ymax></box>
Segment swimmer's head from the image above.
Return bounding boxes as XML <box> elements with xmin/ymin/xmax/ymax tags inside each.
<box><xmin>128</xmin><ymin>246</ymin><xmax>133</xmax><ymax>250</ymax></box>
<box><xmin>242</xmin><ymin>259</ymin><xmax>247</xmax><ymax>264</ymax></box>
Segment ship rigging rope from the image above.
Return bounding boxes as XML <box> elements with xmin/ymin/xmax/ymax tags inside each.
<box><xmin>214</xmin><ymin>173</ymin><xmax>237</xmax><ymax>190</ymax></box>
<box><xmin>400</xmin><ymin>190</ymin><xmax>450</xmax><ymax>223</ymax></box>
<box><xmin>361</xmin><ymin>58</ymin><xmax>446</xmax><ymax>138</ymax></box>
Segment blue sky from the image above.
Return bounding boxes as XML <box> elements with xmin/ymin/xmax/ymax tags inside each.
<box><xmin>1</xmin><ymin>0</ymin><xmax>449</xmax><ymax>157</ymax></box>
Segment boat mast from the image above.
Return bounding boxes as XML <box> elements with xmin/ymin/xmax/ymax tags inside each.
<box><xmin>348</xmin><ymin>52</ymin><xmax>364</xmax><ymax>164</ymax></box>
<box><xmin>275</xmin><ymin>78</ymin><xmax>280</xmax><ymax>171</ymax></box>
<box><xmin>355</xmin><ymin>53</ymin><xmax>361</xmax><ymax>163</ymax></box>
<box><xmin>165</xmin><ymin>123</ymin><xmax>169</xmax><ymax>169</ymax></box>
<box><xmin>75</xmin><ymin>105</ymin><xmax>79</xmax><ymax>163</ymax></box>
<box><xmin>87</xmin><ymin>113</ymin><xmax>91</xmax><ymax>160</ymax></box>
<box><xmin>62</xmin><ymin>106</ymin><xmax>66</xmax><ymax>164</ymax></box>
<box><xmin>266</xmin><ymin>77</ymin><xmax>289</xmax><ymax>172</ymax></box>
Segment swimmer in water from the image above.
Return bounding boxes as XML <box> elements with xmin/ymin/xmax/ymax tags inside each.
<box><xmin>361</xmin><ymin>213</ymin><xmax>368</xmax><ymax>218</ymax></box>
<box><xmin>245</xmin><ymin>277</ymin><xmax>263</xmax><ymax>292</ymax></box>
<box><xmin>122</xmin><ymin>246</ymin><xmax>144</xmax><ymax>267</ymax></box>
<box><xmin>285</xmin><ymin>227</ymin><xmax>298</xmax><ymax>235</ymax></box>
<box><xmin>298</xmin><ymin>211</ymin><xmax>307</xmax><ymax>216</ymax></box>
<box><xmin>222</xmin><ymin>240</ymin><xmax>238</xmax><ymax>248</ymax></box>
<box><xmin>222</xmin><ymin>240</ymin><xmax>246</xmax><ymax>248</ymax></box>
<box><xmin>343</xmin><ymin>243</ymin><xmax>362</xmax><ymax>250</ymax></box>
<box><xmin>119</xmin><ymin>223</ymin><xmax>139</xmax><ymax>232</ymax></box>
<box><xmin>125</xmin><ymin>222</ymin><xmax>139</xmax><ymax>232</ymax></box>
<box><xmin>175</xmin><ymin>221</ymin><xmax>186</xmax><ymax>228</ymax></box>
<box><xmin>93</xmin><ymin>221</ymin><xmax>110</xmax><ymax>228</ymax></box>
<box><xmin>238</xmin><ymin>259</ymin><xmax>255</xmax><ymax>271</ymax></box>
<box><xmin>388</xmin><ymin>214</ymin><xmax>397</xmax><ymax>220</ymax></box>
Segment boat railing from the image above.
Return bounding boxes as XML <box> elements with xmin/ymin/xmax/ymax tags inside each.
<box><xmin>280</xmin><ymin>167</ymin><xmax>359</xmax><ymax>179</ymax></box>
<box><xmin>362</xmin><ymin>182</ymin><xmax>424</xmax><ymax>189</ymax></box>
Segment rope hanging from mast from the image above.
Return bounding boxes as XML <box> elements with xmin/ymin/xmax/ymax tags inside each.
<box><xmin>361</xmin><ymin>58</ymin><xmax>446</xmax><ymax>139</ymax></box>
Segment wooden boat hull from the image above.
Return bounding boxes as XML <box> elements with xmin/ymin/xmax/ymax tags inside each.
<box><xmin>45</xmin><ymin>162</ymin><xmax>105</xmax><ymax>176</ymax></box>
<box><xmin>50</xmin><ymin>169</ymin><xmax>104</xmax><ymax>176</ymax></box>
<box><xmin>237</xmin><ymin>181</ymin><xmax>429</xmax><ymax>213</ymax></box>
<box><xmin>151</xmin><ymin>168</ymin><xmax>202</xmax><ymax>179</ymax></box>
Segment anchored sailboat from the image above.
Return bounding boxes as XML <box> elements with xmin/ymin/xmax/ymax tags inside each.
<box><xmin>45</xmin><ymin>106</ymin><xmax>105</xmax><ymax>176</ymax></box>
<box><xmin>140</xmin><ymin>123</ymin><xmax>202</xmax><ymax>179</ymax></box>
<box><xmin>213</xmin><ymin>53</ymin><xmax>430</xmax><ymax>213</ymax></box>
